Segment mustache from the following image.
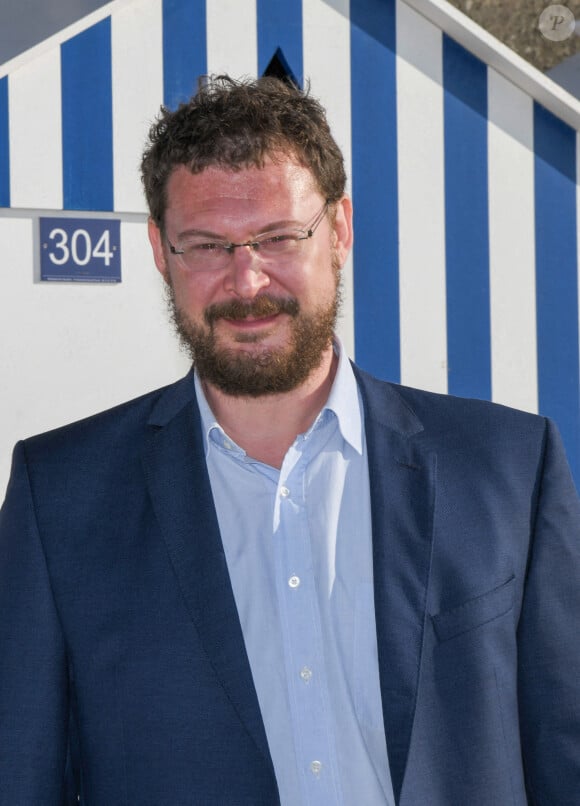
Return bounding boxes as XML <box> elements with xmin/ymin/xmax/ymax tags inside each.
<box><xmin>204</xmin><ymin>295</ymin><xmax>299</xmax><ymax>325</ymax></box>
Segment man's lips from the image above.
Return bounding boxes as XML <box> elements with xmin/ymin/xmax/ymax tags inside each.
<box><xmin>221</xmin><ymin>312</ymin><xmax>281</xmax><ymax>328</ymax></box>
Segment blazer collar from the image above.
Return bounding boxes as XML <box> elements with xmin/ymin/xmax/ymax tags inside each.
<box><xmin>353</xmin><ymin>366</ymin><xmax>436</xmax><ymax>803</ymax></box>
<box><xmin>142</xmin><ymin>370</ymin><xmax>275</xmax><ymax>775</ymax></box>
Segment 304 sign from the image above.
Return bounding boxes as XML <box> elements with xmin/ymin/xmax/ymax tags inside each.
<box><xmin>40</xmin><ymin>218</ymin><xmax>121</xmax><ymax>282</ymax></box>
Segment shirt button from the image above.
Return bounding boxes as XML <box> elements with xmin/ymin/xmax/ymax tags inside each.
<box><xmin>223</xmin><ymin>439</ymin><xmax>233</xmax><ymax>450</ymax></box>
<box><xmin>310</xmin><ymin>760</ymin><xmax>322</xmax><ymax>776</ymax></box>
<box><xmin>288</xmin><ymin>575</ymin><xmax>300</xmax><ymax>588</ymax></box>
<box><xmin>300</xmin><ymin>666</ymin><xmax>312</xmax><ymax>682</ymax></box>
<box><xmin>280</xmin><ymin>486</ymin><xmax>290</xmax><ymax>498</ymax></box>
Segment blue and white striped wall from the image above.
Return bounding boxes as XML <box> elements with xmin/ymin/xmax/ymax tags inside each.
<box><xmin>0</xmin><ymin>0</ymin><xmax>579</xmax><ymax>487</ymax></box>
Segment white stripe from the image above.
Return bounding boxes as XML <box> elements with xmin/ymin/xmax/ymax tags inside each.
<box><xmin>303</xmin><ymin>0</ymin><xmax>354</xmax><ymax>358</ymax></box>
<box><xmin>206</xmin><ymin>0</ymin><xmax>257</xmax><ymax>78</ymax></box>
<box><xmin>488</xmin><ymin>69</ymin><xmax>538</xmax><ymax>413</ymax></box>
<box><xmin>9</xmin><ymin>50</ymin><xmax>62</xmax><ymax>209</ymax></box>
<box><xmin>396</xmin><ymin>1</ymin><xmax>448</xmax><ymax>393</ymax></box>
<box><xmin>112</xmin><ymin>0</ymin><xmax>163</xmax><ymax>214</ymax></box>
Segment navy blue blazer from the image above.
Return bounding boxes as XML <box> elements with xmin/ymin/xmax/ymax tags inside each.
<box><xmin>1</xmin><ymin>366</ymin><xmax>579</xmax><ymax>805</ymax></box>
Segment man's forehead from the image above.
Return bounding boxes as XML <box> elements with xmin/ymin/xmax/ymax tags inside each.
<box><xmin>165</xmin><ymin>158</ymin><xmax>319</xmax><ymax>205</ymax></box>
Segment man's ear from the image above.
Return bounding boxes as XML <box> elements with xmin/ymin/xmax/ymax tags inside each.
<box><xmin>148</xmin><ymin>217</ymin><xmax>169</xmax><ymax>281</ymax></box>
<box><xmin>332</xmin><ymin>195</ymin><xmax>354</xmax><ymax>268</ymax></box>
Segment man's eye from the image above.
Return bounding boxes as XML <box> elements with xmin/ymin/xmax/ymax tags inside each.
<box><xmin>186</xmin><ymin>242</ymin><xmax>223</xmax><ymax>253</ymax></box>
<box><xmin>261</xmin><ymin>233</ymin><xmax>296</xmax><ymax>246</ymax></box>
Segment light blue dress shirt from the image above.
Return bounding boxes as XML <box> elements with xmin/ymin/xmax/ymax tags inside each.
<box><xmin>195</xmin><ymin>342</ymin><xmax>395</xmax><ymax>806</ymax></box>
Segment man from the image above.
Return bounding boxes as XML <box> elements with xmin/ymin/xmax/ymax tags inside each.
<box><xmin>0</xmin><ymin>76</ymin><xmax>579</xmax><ymax>806</ymax></box>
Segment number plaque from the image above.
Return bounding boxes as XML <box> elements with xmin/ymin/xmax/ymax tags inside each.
<box><xmin>40</xmin><ymin>217</ymin><xmax>121</xmax><ymax>282</ymax></box>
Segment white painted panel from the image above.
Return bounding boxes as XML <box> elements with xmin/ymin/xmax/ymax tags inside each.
<box><xmin>9</xmin><ymin>50</ymin><xmax>62</xmax><ymax>209</ymax></box>
<box><xmin>303</xmin><ymin>0</ymin><xmax>354</xmax><ymax>357</ymax></box>
<box><xmin>0</xmin><ymin>217</ymin><xmax>32</xmax><ymax>500</ymax></box>
<box><xmin>206</xmin><ymin>0</ymin><xmax>257</xmax><ymax>78</ymax></box>
<box><xmin>397</xmin><ymin>1</ymin><xmax>447</xmax><ymax>393</ymax></box>
<box><xmin>0</xmin><ymin>215</ymin><xmax>190</xmax><ymax>501</ymax></box>
<box><xmin>488</xmin><ymin>69</ymin><xmax>537</xmax><ymax>413</ymax></box>
<box><xmin>112</xmin><ymin>0</ymin><xmax>164</xmax><ymax>213</ymax></box>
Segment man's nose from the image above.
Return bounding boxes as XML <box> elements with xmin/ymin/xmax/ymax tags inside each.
<box><xmin>224</xmin><ymin>244</ymin><xmax>271</xmax><ymax>297</ymax></box>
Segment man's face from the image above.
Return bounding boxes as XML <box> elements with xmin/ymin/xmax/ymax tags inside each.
<box><xmin>148</xmin><ymin>157</ymin><xmax>353</xmax><ymax>396</ymax></box>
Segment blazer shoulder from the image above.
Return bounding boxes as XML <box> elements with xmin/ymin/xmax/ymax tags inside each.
<box><xmin>352</xmin><ymin>363</ymin><xmax>547</xmax><ymax>446</ymax></box>
<box><xmin>21</xmin><ymin>370</ymin><xmax>197</xmax><ymax>463</ymax></box>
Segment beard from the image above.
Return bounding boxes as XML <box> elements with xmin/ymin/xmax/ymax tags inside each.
<box><xmin>165</xmin><ymin>274</ymin><xmax>342</xmax><ymax>398</ymax></box>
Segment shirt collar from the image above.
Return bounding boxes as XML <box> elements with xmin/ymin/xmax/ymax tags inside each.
<box><xmin>194</xmin><ymin>336</ymin><xmax>364</xmax><ymax>458</ymax></box>
<box><xmin>322</xmin><ymin>337</ymin><xmax>364</xmax><ymax>455</ymax></box>
<box><xmin>194</xmin><ymin>373</ymin><xmax>227</xmax><ymax>459</ymax></box>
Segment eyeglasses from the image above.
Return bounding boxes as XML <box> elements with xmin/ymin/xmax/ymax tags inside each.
<box><xmin>167</xmin><ymin>200</ymin><xmax>329</xmax><ymax>272</ymax></box>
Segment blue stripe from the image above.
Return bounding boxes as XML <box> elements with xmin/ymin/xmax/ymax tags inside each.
<box><xmin>61</xmin><ymin>19</ymin><xmax>113</xmax><ymax>211</ymax></box>
<box><xmin>534</xmin><ymin>104</ymin><xmax>580</xmax><ymax>488</ymax></box>
<box><xmin>162</xmin><ymin>0</ymin><xmax>206</xmax><ymax>109</ymax></box>
<box><xmin>257</xmin><ymin>0</ymin><xmax>303</xmax><ymax>85</ymax></box>
<box><xmin>0</xmin><ymin>77</ymin><xmax>9</xmax><ymax>207</ymax></box>
<box><xmin>443</xmin><ymin>36</ymin><xmax>491</xmax><ymax>400</ymax></box>
<box><xmin>351</xmin><ymin>0</ymin><xmax>399</xmax><ymax>382</ymax></box>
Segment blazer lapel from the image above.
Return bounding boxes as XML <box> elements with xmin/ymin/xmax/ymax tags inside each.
<box><xmin>141</xmin><ymin>374</ymin><xmax>273</xmax><ymax>769</ymax></box>
<box><xmin>355</xmin><ymin>368</ymin><xmax>436</xmax><ymax>803</ymax></box>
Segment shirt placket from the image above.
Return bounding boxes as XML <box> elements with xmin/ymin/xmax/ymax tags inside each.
<box><xmin>273</xmin><ymin>437</ymin><xmax>343</xmax><ymax>805</ymax></box>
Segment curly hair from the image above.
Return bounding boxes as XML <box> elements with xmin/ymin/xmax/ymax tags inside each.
<box><xmin>141</xmin><ymin>75</ymin><xmax>346</xmax><ymax>227</ymax></box>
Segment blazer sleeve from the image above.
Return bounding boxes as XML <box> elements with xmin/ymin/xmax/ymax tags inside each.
<box><xmin>517</xmin><ymin>419</ymin><xmax>580</xmax><ymax>804</ymax></box>
<box><xmin>0</xmin><ymin>442</ymin><xmax>74</xmax><ymax>805</ymax></box>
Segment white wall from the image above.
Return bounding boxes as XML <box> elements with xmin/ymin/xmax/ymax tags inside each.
<box><xmin>0</xmin><ymin>214</ymin><xmax>190</xmax><ymax>498</ymax></box>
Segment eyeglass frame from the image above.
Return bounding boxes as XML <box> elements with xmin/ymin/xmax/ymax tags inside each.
<box><xmin>165</xmin><ymin>199</ymin><xmax>330</xmax><ymax>270</ymax></box>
